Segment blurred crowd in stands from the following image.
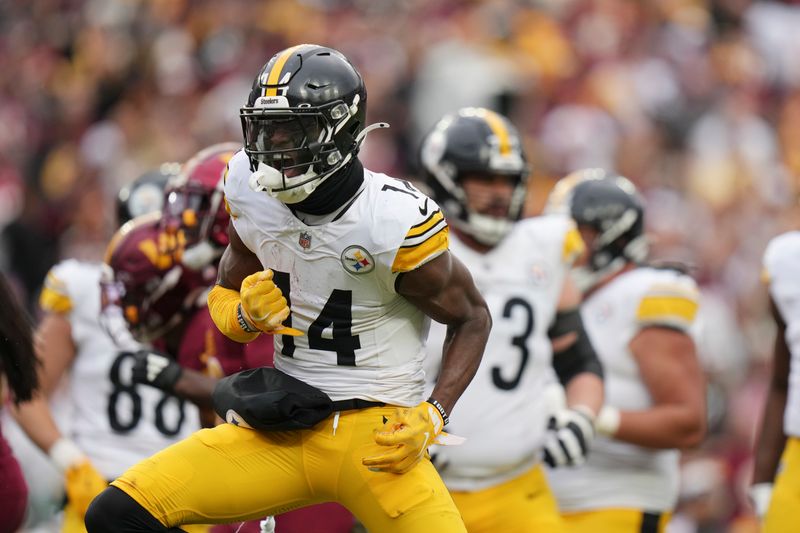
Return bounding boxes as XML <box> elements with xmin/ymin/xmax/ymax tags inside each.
<box><xmin>3</xmin><ymin>0</ymin><xmax>800</xmax><ymax>531</ymax></box>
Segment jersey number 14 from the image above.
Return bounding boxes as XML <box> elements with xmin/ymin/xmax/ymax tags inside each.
<box><xmin>273</xmin><ymin>270</ymin><xmax>361</xmax><ymax>366</ymax></box>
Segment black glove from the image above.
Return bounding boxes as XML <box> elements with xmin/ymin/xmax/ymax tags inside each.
<box><xmin>131</xmin><ymin>350</ymin><xmax>183</xmax><ymax>393</ymax></box>
<box><xmin>542</xmin><ymin>406</ymin><xmax>595</xmax><ymax>468</ymax></box>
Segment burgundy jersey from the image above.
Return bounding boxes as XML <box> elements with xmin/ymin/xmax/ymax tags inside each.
<box><xmin>243</xmin><ymin>332</ymin><xmax>275</xmax><ymax>369</ymax></box>
<box><xmin>176</xmin><ymin>307</ymin><xmax>254</xmax><ymax>378</ymax></box>
<box><xmin>0</xmin><ymin>420</ymin><xmax>27</xmax><ymax>533</ymax></box>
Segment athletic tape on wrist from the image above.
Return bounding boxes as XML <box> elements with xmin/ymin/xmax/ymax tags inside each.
<box><xmin>48</xmin><ymin>437</ymin><xmax>86</xmax><ymax>474</ymax></box>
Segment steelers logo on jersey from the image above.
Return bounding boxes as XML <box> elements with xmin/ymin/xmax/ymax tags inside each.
<box><xmin>341</xmin><ymin>245</ymin><xmax>375</xmax><ymax>274</ymax></box>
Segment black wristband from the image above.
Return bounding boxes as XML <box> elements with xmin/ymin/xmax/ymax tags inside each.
<box><xmin>427</xmin><ymin>397</ymin><xmax>450</xmax><ymax>426</ymax></box>
<box><xmin>237</xmin><ymin>303</ymin><xmax>260</xmax><ymax>334</ymax></box>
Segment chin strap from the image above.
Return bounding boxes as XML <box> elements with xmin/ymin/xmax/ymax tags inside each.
<box><xmin>249</xmin><ymin>122</ymin><xmax>390</xmax><ymax>203</ymax></box>
<box><xmin>458</xmin><ymin>212</ymin><xmax>513</xmax><ymax>246</ymax></box>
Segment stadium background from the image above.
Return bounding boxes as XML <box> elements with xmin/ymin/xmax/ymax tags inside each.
<box><xmin>2</xmin><ymin>0</ymin><xmax>799</xmax><ymax>531</ymax></box>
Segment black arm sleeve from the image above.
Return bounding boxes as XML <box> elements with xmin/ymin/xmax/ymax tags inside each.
<box><xmin>548</xmin><ymin>308</ymin><xmax>604</xmax><ymax>386</ymax></box>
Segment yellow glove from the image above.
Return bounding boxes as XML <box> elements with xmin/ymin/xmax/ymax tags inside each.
<box><xmin>362</xmin><ymin>402</ymin><xmax>444</xmax><ymax>474</ymax></box>
<box><xmin>64</xmin><ymin>461</ymin><xmax>108</xmax><ymax>519</ymax></box>
<box><xmin>62</xmin><ymin>500</ymin><xmax>89</xmax><ymax>533</ymax></box>
<box><xmin>240</xmin><ymin>270</ymin><xmax>301</xmax><ymax>336</ymax></box>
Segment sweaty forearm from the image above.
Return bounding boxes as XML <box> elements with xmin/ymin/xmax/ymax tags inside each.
<box><xmin>430</xmin><ymin>310</ymin><xmax>491</xmax><ymax>414</ymax></box>
<box><xmin>612</xmin><ymin>404</ymin><xmax>705</xmax><ymax>449</ymax></box>
<box><xmin>753</xmin><ymin>387</ymin><xmax>788</xmax><ymax>484</ymax></box>
<box><xmin>172</xmin><ymin>369</ymin><xmax>218</xmax><ymax>410</ymax></box>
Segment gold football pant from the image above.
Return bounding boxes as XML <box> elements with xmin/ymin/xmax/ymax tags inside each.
<box><xmin>562</xmin><ymin>508</ymin><xmax>670</xmax><ymax>533</ymax></box>
<box><xmin>450</xmin><ymin>464</ymin><xmax>564</xmax><ymax>533</ymax></box>
<box><xmin>111</xmin><ymin>407</ymin><xmax>466</xmax><ymax>533</ymax></box>
<box><xmin>765</xmin><ymin>436</ymin><xmax>800</xmax><ymax>533</ymax></box>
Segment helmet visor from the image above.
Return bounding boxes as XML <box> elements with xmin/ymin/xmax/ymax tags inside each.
<box><xmin>241</xmin><ymin>111</ymin><xmax>326</xmax><ymax>177</ymax></box>
<box><xmin>164</xmin><ymin>189</ymin><xmax>208</xmax><ymax>244</ymax></box>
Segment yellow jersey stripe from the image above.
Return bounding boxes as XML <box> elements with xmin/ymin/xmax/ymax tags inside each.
<box><xmin>405</xmin><ymin>210</ymin><xmax>444</xmax><ymax>239</ymax></box>
<box><xmin>482</xmin><ymin>109</ymin><xmax>511</xmax><ymax>155</ymax></box>
<box><xmin>265</xmin><ymin>45</ymin><xmax>305</xmax><ymax>96</ymax></box>
<box><xmin>45</xmin><ymin>271</ymin><xmax>67</xmax><ymax>292</ymax></box>
<box><xmin>223</xmin><ymin>197</ymin><xmax>237</xmax><ymax>219</ymax></box>
<box><xmin>562</xmin><ymin>225</ymin><xmax>585</xmax><ymax>264</ymax></box>
<box><xmin>392</xmin><ymin>227</ymin><xmax>449</xmax><ymax>273</ymax></box>
<box><xmin>636</xmin><ymin>295</ymin><xmax>699</xmax><ymax>325</ymax></box>
<box><xmin>761</xmin><ymin>266</ymin><xmax>771</xmax><ymax>285</ymax></box>
<box><xmin>40</xmin><ymin>287</ymin><xmax>73</xmax><ymax>313</ymax></box>
<box><xmin>643</xmin><ymin>282</ymin><xmax>700</xmax><ymax>300</ymax></box>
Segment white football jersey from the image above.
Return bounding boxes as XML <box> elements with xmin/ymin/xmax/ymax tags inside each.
<box><xmin>424</xmin><ymin>215</ymin><xmax>582</xmax><ymax>491</ymax></box>
<box><xmin>763</xmin><ymin>231</ymin><xmax>800</xmax><ymax>437</ymax></box>
<box><xmin>224</xmin><ymin>151</ymin><xmax>449</xmax><ymax>407</ymax></box>
<box><xmin>40</xmin><ymin>260</ymin><xmax>201</xmax><ymax>479</ymax></box>
<box><xmin>547</xmin><ymin>266</ymin><xmax>700</xmax><ymax>512</ymax></box>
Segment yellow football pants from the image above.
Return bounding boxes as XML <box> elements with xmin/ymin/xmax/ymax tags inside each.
<box><xmin>450</xmin><ymin>464</ymin><xmax>564</xmax><ymax>533</ymax></box>
<box><xmin>765</xmin><ymin>436</ymin><xmax>800</xmax><ymax>533</ymax></box>
<box><xmin>111</xmin><ymin>407</ymin><xmax>466</xmax><ymax>533</ymax></box>
<box><xmin>562</xmin><ymin>508</ymin><xmax>670</xmax><ymax>533</ymax></box>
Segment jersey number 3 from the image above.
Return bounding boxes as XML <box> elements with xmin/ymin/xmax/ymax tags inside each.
<box><xmin>273</xmin><ymin>270</ymin><xmax>361</xmax><ymax>366</ymax></box>
<box><xmin>492</xmin><ymin>297</ymin><xmax>534</xmax><ymax>390</ymax></box>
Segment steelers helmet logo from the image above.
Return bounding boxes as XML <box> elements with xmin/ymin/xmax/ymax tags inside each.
<box><xmin>341</xmin><ymin>245</ymin><xmax>375</xmax><ymax>275</ymax></box>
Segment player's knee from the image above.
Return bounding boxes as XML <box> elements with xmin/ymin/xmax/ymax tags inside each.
<box><xmin>85</xmin><ymin>487</ymin><xmax>117</xmax><ymax>533</ymax></box>
<box><xmin>86</xmin><ymin>486</ymin><xmax>169</xmax><ymax>533</ymax></box>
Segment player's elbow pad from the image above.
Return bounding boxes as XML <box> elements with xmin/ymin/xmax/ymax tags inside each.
<box><xmin>207</xmin><ymin>284</ymin><xmax>260</xmax><ymax>343</ymax></box>
<box><xmin>549</xmin><ymin>309</ymin><xmax>603</xmax><ymax>386</ymax></box>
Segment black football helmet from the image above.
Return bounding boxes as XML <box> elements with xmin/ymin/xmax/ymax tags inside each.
<box><xmin>543</xmin><ymin>168</ymin><xmax>613</xmax><ymax>215</ymax></box>
<box><xmin>567</xmin><ymin>174</ymin><xmax>648</xmax><ymax>290</ymax></box>
<box><xmin>116</xmin><ymin>163</ymin><xmax>181</xmax><ymax>227</ymax></box>
<box><xmin>241</xmin><ymin>44</ymin><xmax>386</xmax><ymax>204</ymax></box>
<box><xmin>419</xmin><ymin>107</ymin><xmax>529</xmax><ymax>246</ymax></box>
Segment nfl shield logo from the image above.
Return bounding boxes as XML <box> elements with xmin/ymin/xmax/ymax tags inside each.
<box><xmin>298</xmin><ymin>231</ymin><xmax>312</xmax><ymax>250</ymax></box>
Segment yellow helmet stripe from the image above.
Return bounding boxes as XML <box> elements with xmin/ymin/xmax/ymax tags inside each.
<box><xmin>264</xmin><ymin>45</ymin><xmax>307</xmax><ymax>96</ymax></box>
<box><xmin>481</xmin><ymin>109</ymin><xmax>511</xmax><ymax>155</ymax></box>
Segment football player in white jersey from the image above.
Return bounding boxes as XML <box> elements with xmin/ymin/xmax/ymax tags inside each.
<box><xmin>546</xmin><ymin>172</ymin><xmax>707</xmax><ymax>533</ymax></box>
<box><xmin>10</xmin><ymin>166</ymin><xmax>204</xmax><ymax>533</ymax></box>
<box><xmin>86</xmin><ymin>44</ymin><xmax>491</xmax><ymax>533</ymax></box>
<box><xmin>418</xmin><ymin>107</ymin><xmax>605</xmax><ymax>533</ymax></box>
<box><xmin>751</xmin><ymin>230</ymin><xmax>800</xmax><ymax>531</ymax></box>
